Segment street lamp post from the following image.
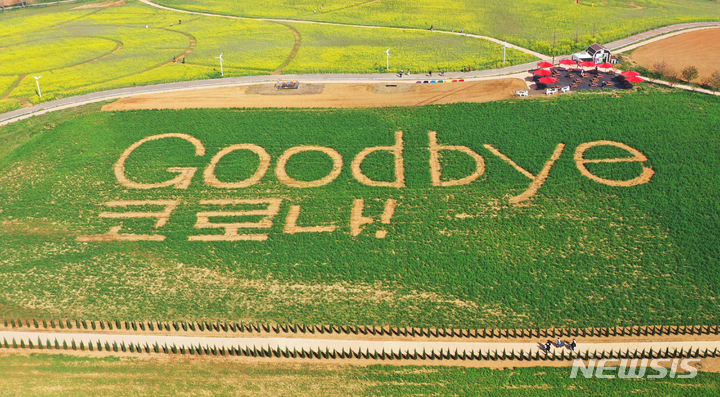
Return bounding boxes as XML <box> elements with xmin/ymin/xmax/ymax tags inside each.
<box><xmin>383</xmin><ymin>48</ymin><xmax>390</xmax><ymax>70</ymax></box>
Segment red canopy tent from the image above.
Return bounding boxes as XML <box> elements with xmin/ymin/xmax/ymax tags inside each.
<box><xmin>579</xmin><ymin>61</ymin><xmax>596</xmax><ymax>68</ymax></box>
<box><xmin>537</xmin><ymin>61</ymin><xmax>555</xmax><ymax>68</ymax></box>
<box><xmin>538</xmin><ymin>76</ymin><xmax>559</xmax><ymax>84</ymax></box>
<box><xmin>621</xmin><ymin>70</ymin><xmax>641</xmax><ymax>77</ymax></box>
<box><xmin>533</xmin><ymin>69</ymin><xmax>552</xmax><ymax>76</ymax></box>
<box><xmin>626</xmin><ymin>76</ymin><xmax>645</xmax><ymax>83</ymax></box>
<box><xmin>597</xmin><ymin>62</ymin><xmax>614</xmax><ymax>70</ymax></box>
<box><xmin>559</xmin><ymin>59</ymin><xmax>577</xmax><ymax>66</ymax></box>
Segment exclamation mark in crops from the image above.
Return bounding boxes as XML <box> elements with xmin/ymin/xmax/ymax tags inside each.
<box><xmin>375</xmin><ymin>199</ymin><xmax>397</xmax><ymax>239</ymax></box>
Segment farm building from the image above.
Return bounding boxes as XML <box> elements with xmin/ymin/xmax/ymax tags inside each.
<box><xmin>572</xmin><ymin>43</ymin><xmax>613</xmax><ymax>63</ymax></box>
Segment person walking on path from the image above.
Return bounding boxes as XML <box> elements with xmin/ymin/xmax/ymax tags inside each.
<box><xmin>399</xmin><ymin>69</ymin><xmax>403</xmax><ymax>77</ymax></box>
<box><xmin>429</xmin><ymin>70</ymin><xmax>432</xmax><ymax>77</ymax></box>
<box><xmin>545</xmin><ymin>340</ymin><xmax>552</xmax><ymax>352</ymax></box>
<box><xmin>556</xmin><ymin>338</ymin><xmax>564</xmax><ymax>348</ymax></box>
<box><xmin>570</xmin><ymin>339</ymin><xmax>577</xmax><ymax>351</ymax></box>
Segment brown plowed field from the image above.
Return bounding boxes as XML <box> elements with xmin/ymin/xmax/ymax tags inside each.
<box><xmin>102</xmin><ymin>79</ymin><xmax>528</xmax><ymax>111</ymax></box>
<box><xmin>630</xmin><ymin>28</ymin><xmax>720</xmax><ymax>82</ymax></box>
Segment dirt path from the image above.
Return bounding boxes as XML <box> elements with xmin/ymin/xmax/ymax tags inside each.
<box><xmin>2</xmin><ymin>330</ymin><xmax>719</xmax><ymax>369</ymax></box>
<box><xmin>1</xmin><ymin>75</ymin><xmax>24</xmax><ymax>100</ymax></box>
<box><xmin>102</xmin><ymin>79</ymin><xmax>528</xmax><ymax>110</ymax></box>
<box><xmin>271</xmin><ymin>24</ymin><xmax>301</xmax><ymax>75</ymax></box>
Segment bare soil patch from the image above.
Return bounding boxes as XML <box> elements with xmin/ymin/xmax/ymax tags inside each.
<box><xmin>245</xmin><ymin>83</ymin><xmax>324</xmax><ymax>95</ymax></box>
<box><xmin>102</xmin><ymin>79</ymin><xmax>527</xmax><ymax>111</ymax></box>
<box><xmin>72</xmin><ymin>0</ymin><xmax>125</xmax><ymax>9</ymax></box>
<box><xmin>630</xmin><ymin>29</ymin><xmax>720</xmax><ymax>82</ymax></box>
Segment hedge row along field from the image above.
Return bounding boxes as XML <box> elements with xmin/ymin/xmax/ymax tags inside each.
<box><xmin>3</xmin><ymin>332</ymin><xmax>719</xmax><ymax>364</ymax></box>
<box><xmin>155</xmin><ymin>0</ymin><xmax>720</xmax><ymax>55</ymax></box>
<box><xmin>5</xmin><ymin>316</ymin><xmax>720</xmax><ymax>339</ymax></box>
<box><xmin>0</xmin><ymin>88</ymin><xmax>719</xmax><ymax>328</ymax></box>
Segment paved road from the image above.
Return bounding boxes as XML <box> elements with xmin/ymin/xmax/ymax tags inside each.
<box><xmin>605</xmin><ymin>22</ymin><xmax>720</xmax><ymax>51</ymax></box>
<box><xmin>2</xmin><ymin>22</ymin><xmax>719</xmax><ymax>127</ymax></box>
<box><xmin>2</xmin><ymin>330</ymin><xmax>718</xmax><ymax>358</ymax></box>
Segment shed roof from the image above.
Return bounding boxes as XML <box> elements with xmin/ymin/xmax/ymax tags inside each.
<box><xmin>587</xmin><ymin>43</ymin><xmax>609</xmax><ymax>55</ymax></box>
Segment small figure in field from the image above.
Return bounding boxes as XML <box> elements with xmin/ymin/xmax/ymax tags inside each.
<box><xmin>440</xmin><ymin>70</ymin><xmax>445</xmax><ymax>76</ymax></box>
<box><xmin>407</xmin><ymin>69</ymin><xmax>410</xmax><ymax>75</ymax></box>
<box><xmin>545</xmin><ymin>340</ymin><xmax>552</xmax><ymax>352</ymax></box>
<box><xmin>179</xmin><ymin>20</ymin><xmax>182</xmax><ymax>25</ymax></box>
<box><xmin>400</xmin><ymin>69</ymin><xmax>404</xmax><ymax>77</ymax></box>
<box><xmin>146</xmin><ymin>24</ymin><xmax>148</xmax><ymax>29</ymax></box>
<box><xmin>182</xmin><ymin>57</ymin><xmax>185</xmax><ymax>64</ymax></box>
<box><xmin>429</xmin><ymin>70</ymin><xmax>432</xmax><ymax>77</ymax></box>
<box><xmin>461</xmin><ymin>28</ymin><xmax>464</xmax><ymax>33</ymax></box>
<box><xmin>556</xmin><ymin>338</ymin><xmax>564</xmax><ymax>348</ymax></box>
<box><xmin>171</xmin><ymin>22</ymin><xmax>173</xmax><ymax>26</ymax></box>
<box><xmin>468</xmin><ymin>66</ymin><xmax>472</xmax><ymax>72</ymax></box>
<box><xmin>173</xmin><ymin>56</ymin><xmax>176</xmax><ymax>63</ymax></box>
<box><xmin>430</xmin><ymin>25</ymin><xmax>433</xmax><ymax>31</ymax></box>
<box><xmin>570</xmin><ymin>339</ymin><xmax>577</xmax><ymax>351</ymax></box>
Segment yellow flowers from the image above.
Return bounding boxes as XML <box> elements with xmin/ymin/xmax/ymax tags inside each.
<box><xmin>285</xmin><ymin>24</ymin><xmax>536</xmax><ymax>74</ymax></box>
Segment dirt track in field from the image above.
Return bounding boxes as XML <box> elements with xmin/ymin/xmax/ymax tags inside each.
<box><xmin>3</xmin><ymin>329</ymin><xmax>720</xmax><ymax>371</ymax></box>
<box><xmin>101</xmin><ymin>79</ymin><xmax>528</xmax><ymax>111</ymax></box>
<box><xmin>629</xmin><ymin>29</ymin><xmax>720</xmax><ymax>82</ymax></box>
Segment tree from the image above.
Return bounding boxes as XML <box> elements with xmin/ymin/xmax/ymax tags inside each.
<box><xmin>654</xmin><ymin>61</ymin><xmax>678</xmax><ymax>85</ymax></box>
<box><xmin>653</xmin><ymin>61</ymin><xmax>670</xmax><ymax>75</ymax></box>
<box><xmin>681</xmin><ymin>66</ymin><xmax>699</xmax><ymax>83</ymax></box>
<box><xmin>708</xmin><ymin>71</ymin><xmax>720</xmax><ymax>91</ymax></box>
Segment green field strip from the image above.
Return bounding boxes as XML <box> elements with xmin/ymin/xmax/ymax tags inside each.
<box><xmin>1</xmin><ymin>352</ymin><xmax>720</xmax><ymax>396</ymax></box>
<box><xmin>0</xmin><ymin>89</ymin><xmax>718</xmax><ymax>328</ymax></box>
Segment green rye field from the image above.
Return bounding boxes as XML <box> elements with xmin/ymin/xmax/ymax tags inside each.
<box><xmin>2</xmin><ymin>353</ymin><xmax>720</xmax><ymax>396</ymax></box>
<box><xmin>1</xmin><ymin>87</ymin><xmax>719</xmax><ymax>329</ymax></box>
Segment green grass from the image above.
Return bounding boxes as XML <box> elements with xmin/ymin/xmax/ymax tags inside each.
<box><xmin>155</xmin><ymin>0</ymin><xmax>720</xmax><ymax>55</ymax></box>
<box><xmin>0</xmin><ymin>88</ymin><xmax>718</xmax><ymax>328</ymax></box>
<box><xmin>1</xmin><ymin>353</ymin><xmax>719</xmax><ymax>396</ymax></box>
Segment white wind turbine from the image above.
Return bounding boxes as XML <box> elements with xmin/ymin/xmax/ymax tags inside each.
<box><xmin>33</xmin><ymin>76</ymin><xmax>42</xmax><ymax>97</ymax></box>
<box><xmin>216</xmin><ymin>53</ymin><xmax>224</xmax><ymax>76</ymax></box>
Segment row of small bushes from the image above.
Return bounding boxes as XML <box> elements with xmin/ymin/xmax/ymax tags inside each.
<box><xmin>3</xmin><ymin>316</ymin><xmax>719</xmax><ymax>339</ymax></box>
<box><xmin>1</xmin><ymin>336</ymin><xmax>717</xmax><ymax>362</ymax></box>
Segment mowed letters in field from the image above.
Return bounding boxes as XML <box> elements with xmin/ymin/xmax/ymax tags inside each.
<box><xmin>1</xmin><ymin>88</ymin><xmax>719</xmax><ymax>329</ymax></box>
